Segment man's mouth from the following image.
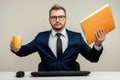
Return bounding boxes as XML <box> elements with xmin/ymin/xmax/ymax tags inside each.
<box><xmin>55</xmin><ymin>23</ymin><xmax>61</xmax><ymax>26</ymax></box>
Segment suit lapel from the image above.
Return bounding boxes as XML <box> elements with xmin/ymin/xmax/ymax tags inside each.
<box><xmin>43</xmin><ymin>30</ymin><xmax>56</xmax><ymax>59</ymax></box>
<box><xmin>66</xmin><ymin>29</ymin><xmax>74</xmax><ymax>46</ymax></box>
<box><xmin>62</xmin><ymin>30</ymin><xmax>74</xmax><ymax>55</ymax></box>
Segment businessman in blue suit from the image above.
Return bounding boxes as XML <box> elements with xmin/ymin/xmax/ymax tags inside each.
<box><xmin>10</xmin><ymin>4</ymin><xmax>106</xmax><ymax>71</ymax></box>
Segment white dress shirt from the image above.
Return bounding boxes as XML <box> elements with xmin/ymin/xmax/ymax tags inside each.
<box><xmin>49</xmin><ymin>29</ymin><xmax>102</xmax><ymax>57</ymax></box>
<box><xmin>49</xmin><ymin>29</ymin><xmax>68</xmax><ymax>57</ymax></box>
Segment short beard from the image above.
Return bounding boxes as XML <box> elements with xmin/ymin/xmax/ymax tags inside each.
<box><xmin>53</xmin><ymin>26</ymin><xmax>64</xmax><ymax>31</ymax></box>
<box><xmin>50</xmin><ymin>21</ymin><xmax>66</xmax><ymax>32</ymax></box>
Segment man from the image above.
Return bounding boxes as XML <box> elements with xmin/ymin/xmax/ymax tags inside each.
<box><xmin>10</xmin><ymin>4</ymin><xmax>106</xmax><ymax>71</ymax></box>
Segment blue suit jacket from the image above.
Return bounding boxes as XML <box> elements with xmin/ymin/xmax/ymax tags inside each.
<box><xmin>14</xmin><ymin>29</ymin><xmax>103</xmax><ymax>71</ymax></box>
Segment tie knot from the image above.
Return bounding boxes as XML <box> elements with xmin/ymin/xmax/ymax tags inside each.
<box><xmin>56</xmin><ymin>33</ymin><xmax>62</xmax><ymax>38</ymax></box>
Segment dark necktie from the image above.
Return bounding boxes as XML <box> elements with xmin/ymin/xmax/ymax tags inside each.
<box><xmin>56</xmin><ymin>33</ymin><xmax>62</xmax><ymax>60</ymax></box>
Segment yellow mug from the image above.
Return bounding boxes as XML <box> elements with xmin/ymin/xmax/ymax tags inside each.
<box><xmin>12</xmin><ymin>36</ymin><xmax>22</xmax><ymax>49</ymax></box>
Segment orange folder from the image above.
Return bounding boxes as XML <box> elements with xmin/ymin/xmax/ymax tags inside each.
<box><xmin>80</xmin><ymin>4</ymin><xmax>115</xmax><ymax>45</ymax></box>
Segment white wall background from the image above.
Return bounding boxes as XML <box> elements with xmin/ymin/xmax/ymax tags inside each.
<box><xmin>0</xmin><ymin>0</ymin><xmax>120</xmax><ymax>71</ymax></box>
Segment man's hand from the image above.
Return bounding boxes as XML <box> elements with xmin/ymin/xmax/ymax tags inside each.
<box><xmin>95</xmin><ymin>28</ymin><xmax>106</xmax><ymax>46</ymax></box>
<box><xmin>10</xmin><ymin>41</ymin><xmax>20</xmax><ymax>52</ymax></box>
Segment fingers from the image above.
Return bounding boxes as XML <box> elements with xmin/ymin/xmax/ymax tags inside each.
<box><xmin>10</xmin><ymin>41</ymin><xmax>20</xmax><ymax>52</ymax></box>
<box><xmin>95</xmin><ymin>28</ymin><xmax>106</xmax><ymax>46</ymax></box>
<box><xmin>99</xmin><ymin>28</ymin><xmax>105</xmax><ymax>37</ymax></box>
<box><xmin>10</xmin><ymin>41</ymin><xmax>13</xmax><ymax>49</ymax></box>
<box><xmin>10</xmin><ymin>41</ymin><xmax>15</xmax><ymax>51</ymax></box>
<box><xmin>96</xmin><ymin>28</ymin><xmax>105</xmax><ymax>39</ymax></box>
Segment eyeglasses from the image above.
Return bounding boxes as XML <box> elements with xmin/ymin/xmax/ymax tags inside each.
<box><xmin>50</xmin><ymin>16</ymin><xmax>66</xmax><ymax>21</ymax></box>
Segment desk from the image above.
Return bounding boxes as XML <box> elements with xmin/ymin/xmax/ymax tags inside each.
<box><xmin>0</xmin><ymin>72</ymin><xmax>120</xmax><ymax>80</ymax></box>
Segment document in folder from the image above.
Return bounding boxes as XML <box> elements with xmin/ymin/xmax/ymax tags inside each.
<box><xmin>80</xmin><ymin>4</ymin><xmax>115</xmax><ymax>45</ymax></box>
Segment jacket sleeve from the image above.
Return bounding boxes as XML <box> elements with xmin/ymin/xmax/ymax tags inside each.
<box><xmin>79</xmin><ymin>34</ymin><xmax>103</xmax><ymax>62</ymax></box>
<box><xmin>12</xmin><ymin>38</ymin><xmax>38</xmax><ymax>57</ymax></box>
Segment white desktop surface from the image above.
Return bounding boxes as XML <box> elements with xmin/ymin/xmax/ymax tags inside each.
<box><xmin>0</xmin><ymin>72</ymin><xmax>120</xmax><ymax>80</ymax></box>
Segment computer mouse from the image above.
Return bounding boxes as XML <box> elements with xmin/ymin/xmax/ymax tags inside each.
<box><xmin>16</xmin><ymin>71</ymin><xmax>25</xmax><ymax>78</ymax></box>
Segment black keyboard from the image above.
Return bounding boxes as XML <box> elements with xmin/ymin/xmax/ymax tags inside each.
<box><xmin>31</xmin><ymin>71</ymin><xmax>90</xmax><ymax>77</ymax></box>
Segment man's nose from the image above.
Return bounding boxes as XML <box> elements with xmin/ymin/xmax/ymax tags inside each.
<box><xmin>56</xmin><ymin>17</ymin><xmax>60</xmax><ymax>22</ymax></box>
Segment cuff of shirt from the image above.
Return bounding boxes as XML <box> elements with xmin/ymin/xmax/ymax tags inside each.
<box><xmin>11</xmin><ymin>49</ymin><xmax>19</xmax><ymax>53</ymax></box>
<box><xmin>94</xmin><ymin>44</ymin><xmax>102</xmax><ymax>51</ymax></box>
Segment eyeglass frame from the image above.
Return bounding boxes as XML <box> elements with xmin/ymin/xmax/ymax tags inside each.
<box><xmin>49</xmin><ymin>15</ymin><xmax>66</xmax><ymax>21</ymax></box>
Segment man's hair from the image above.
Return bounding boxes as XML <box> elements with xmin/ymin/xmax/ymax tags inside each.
<box><xmin>49</xmin><ymin>4</ymin><xmax>66</xmax><ymax>17</ymax></box>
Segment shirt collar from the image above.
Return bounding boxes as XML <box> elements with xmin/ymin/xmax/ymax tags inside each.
<box><xmin>51</xmin><ymin>28</ymin><xmax>67</xmax><ymax>37</ymax></box>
